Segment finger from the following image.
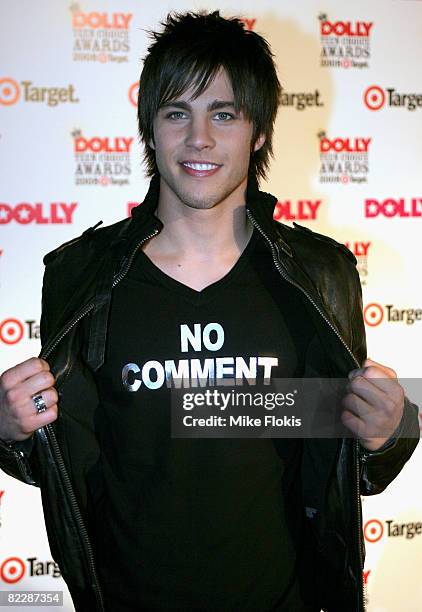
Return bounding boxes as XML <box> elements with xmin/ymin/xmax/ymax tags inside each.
<box><xmin>1</xmin><ymin>357</ymin><xmax>50</xmax><ymax>390</ymax></box>
<box><xmin>349</xmin><ymin>371</ymin><xmax>403</xmax><ymax>402</ymax></box>
<box><xmin>20</xmin><ymin>402</ymin><xmax>59</xmax><ymax>436</ymax></box>
<box><xmin>342</xmin><ymin>391</ymin><xmax>397</xmax><ymax>438</ymax></box>
<box><xmin>4</xmin><ymin>371</ymin><xmax>56</xmax><ymax>408</ymax></box>
<box><xmin>341</xmin><ymin>409</ymin><xmax>368</xmax><ymax>438</ymax></box>
<box><xmin>13</xmin><ymin>387</ymin><xmax>58</xmax><ymax>420</ymax></box>
<box><xmin>342</xmin><ymin>391</ymin><xmax>374</xmax><ymax>420</ymax></box>
<box><xmin>362</xmin><ymin>358</ymin><xmax>397</xmax><ymax>379</ymax></box>
<box><xmin>341</xmin><ymin>404</ymin><xmax>386</xmax><ymax>439</ymax></box>
<box><xmin>29</xmin><ymin>388</ymin><xmax>59</xmax><ymax>414</ymax></box>
<box><xmin>341</xmin><ymin>408</ymin><xmax>389</xmax><ymax>445</ymax></box>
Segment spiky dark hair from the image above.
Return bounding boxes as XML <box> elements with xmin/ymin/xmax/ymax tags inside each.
<box><xmin>137</xmin><ymin>10</ymin><xmax>281</xmax><ymax>181</ymax></box>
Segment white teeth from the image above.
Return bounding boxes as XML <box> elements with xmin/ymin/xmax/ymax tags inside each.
<box><xmin>183</xmin><ymin>162</ymin><xmax>218</xmax><ymax>171</ymax></box>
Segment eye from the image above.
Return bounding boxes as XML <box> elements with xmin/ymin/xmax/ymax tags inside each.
<box><xmin>214</xmin><ymin>112</ymin><xmax>235</xmax><ymax>121</ymax></box>
<box><xmin>166</xmin><ymin>111</ymin><xmax>187</xmax><ymax>120</ymax></box>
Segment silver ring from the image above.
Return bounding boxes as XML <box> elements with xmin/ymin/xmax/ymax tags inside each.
<box><xmin>32</xmin><ymin>393</ymin><xmax>47</xmax><ymax>414</ymax></box>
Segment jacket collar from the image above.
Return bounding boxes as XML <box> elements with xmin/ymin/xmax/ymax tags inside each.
<box><xmin>245</xmin><ymin>175</ymin><xmax>293</xmax><ymax>258</ymax></box>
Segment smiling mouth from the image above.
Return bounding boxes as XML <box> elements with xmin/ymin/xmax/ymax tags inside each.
<box><xmin>180</xmin><ymin>161</ymin><xmax>222</xmax><ymax>177</ymax></box>
<box><xmin>181</xmin><ymin>161</ymin><xmax>221</xmax><ymax>170</ymax></box>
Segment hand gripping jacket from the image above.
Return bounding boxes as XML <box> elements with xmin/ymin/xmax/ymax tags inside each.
<box><xmin>0</xmin><ymin>176</ymin><xmax>419</xmax><ymax>612</ymax></box>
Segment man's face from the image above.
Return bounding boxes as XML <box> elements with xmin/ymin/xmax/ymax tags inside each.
<box><xmin>151</xmin><ymin>68</ymin><xmax>265</xmax><ymax>211</ymax></box>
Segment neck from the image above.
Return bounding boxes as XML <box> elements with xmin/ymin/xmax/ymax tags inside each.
<box><xmin>148</xmin><ymin>176</ymin><xmax>253</xmax><ymax>260</ymax></box>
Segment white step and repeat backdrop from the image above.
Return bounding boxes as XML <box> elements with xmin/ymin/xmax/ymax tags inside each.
<box><xmin>1</xmin><ymin>1</ymin><xmax>421</xmax><ymax>610</ymax></box>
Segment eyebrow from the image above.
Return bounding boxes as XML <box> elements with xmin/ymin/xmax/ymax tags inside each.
<box><xmin>160</xmin><ymin>100</ymin><xmax>236</xmax><ymax>112</ymax></box>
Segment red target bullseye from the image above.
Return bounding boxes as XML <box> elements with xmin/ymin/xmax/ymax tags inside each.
<box><xmin>363</xmin><ymin>303</ymin><xmax>384</xmax><ymax>327</ymax></box>
<box><xmin>364</xmin><ymin>519</ymin><xmax>384</xmax><ymax>543</ymax></box>
<box><xmin>364</xmin><ymin>86</ymin><xmax>385</xmax><ymax>111</ymax></box>
<box><xmin>0</xmin><ymin>78</ymin><xmax>20</xmax><ymax>106</ymax></box>
<box><xmin>0</xmin><ymin>557</ymin><xmax>25</xmax><ymax>584</ymax></box>
<box><xmin>0</xmin><ymin>318</ymin><xmax>24</xmax><ymax>344</ymax></box>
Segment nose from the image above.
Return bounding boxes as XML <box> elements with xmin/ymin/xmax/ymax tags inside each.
<box><xmin>184</xmin><ymin>116</ymin><xmax>215</xmax><ymax>151</ymax></box>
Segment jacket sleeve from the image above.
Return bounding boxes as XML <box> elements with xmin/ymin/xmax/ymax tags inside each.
<box><xmin>359</xmin><ymin>396</ymin><xmax>420</xmax><ymax>495</ymax></box>
<box><xmin>347</xmin><ymin>261</ymin><xmax>421</xmax><ymax>495</ymax></box>
<box><xmin>0</xmin><ymin>261</ymin><xmax>58</xmax><ymax>486</ymax></box>
<box><xmin>0</xmin><ymin>436</ymin><xmax>38</xmax><ymax>485</ymax></box>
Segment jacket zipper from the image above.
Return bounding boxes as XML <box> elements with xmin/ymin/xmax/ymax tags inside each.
<box><xmin>38</xmin><ymin>227</ymin><xmax>159</xmax><ymax>612</ymax></box>
<box><xmin>111</xmin><ymin>227</ymin><xmax>159</xmax><ymax>287</ymax></box>
<box><xmin>246</xmin><ymin>210</ymin><xmax>366</xmax><ymax>612</ymax></box>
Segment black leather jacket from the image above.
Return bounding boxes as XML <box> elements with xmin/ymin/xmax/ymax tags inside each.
<box><xmin>0</xmin><ymin>176</ymin><xmax>419</xmax><ymax>612</ymax></box>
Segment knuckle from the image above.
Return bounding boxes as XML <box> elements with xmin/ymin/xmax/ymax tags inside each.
<box><xmin>29</xmin><ymin>357</ymin><xmax>44</xmax><ymax>372</ymax></box>
<box><xmin>13</xmin><ymin>403</ymin><xmax>28</xmax><ymax>420</ymax></box>
<box><xmin>385</xmin><ymin>397</ymin><xmax>396</xmax><ymax>414</ymax></box>
<box><xmin>41</xmin><ymin>371</ymin><xmax>54</xmax><ymax>387</ymax></box>
<box><xmin>0</xmin><ymin>370</ymin><xmax>13</xmax><ymax>391</ymax></box>
<box><xmin>350</xmin><ymin>378</ymin><xmax>362</xmax><ymax>393</ymax></box>
<box><xmin>395</xmin><ymin>383</ymin><xmax>405</xmax><ymax>400</ymax></box>
<box><xmin>47</xmin><ymin>406</ymin><xmax>58</xmax><ymax>421</ymax></box>
<box><xmin>39</xmin><ymin>358</ymin><xmax>50</xmax><ymax>369</ymax></box>
<box><xmin>4</xmin><ymin>387</ymin><xmax>19</xmax><ymax>406</ymax></box>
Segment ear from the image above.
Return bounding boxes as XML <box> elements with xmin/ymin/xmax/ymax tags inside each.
<box><xmin>253</xmin><ymin>133</ymin><xmax>266</xmax><ymax>153</ymax></box>
<box><xmin>149</xmin><ymin>137</ymin><xmax>155</xmax><ymax>151</ymax></box>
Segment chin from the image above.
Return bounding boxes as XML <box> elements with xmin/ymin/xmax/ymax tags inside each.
<box><xmin>179</xmin><ymin>195</ymin><xmax>222</xmax><ymax>210</ymax></box>
<box><xmin>175</xmin><ymin>185</ymin><xmax>228</xmax><ymax>210</ymax></box>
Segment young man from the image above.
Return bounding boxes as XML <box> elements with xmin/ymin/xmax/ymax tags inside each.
<box><xmin>0</xmin><ymin>11</ymin><xmax>419</xmax><ymax>612</ymax></box>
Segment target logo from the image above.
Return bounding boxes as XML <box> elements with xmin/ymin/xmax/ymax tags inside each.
<box><xmin>128</xmin><ymin>82</ymin><xmax>138</xmax><ymax>107</ymax></box>
<box><xmin>364</xmin><ymin>86</ymin><xmax>385</xmax><ymax>110</ymax></box>
<box><xmin>0</xmin><ymin>557</ymin><xmax>25</xmax><ymax>584</ymax></box>
<box><xmin>0</xmin><ymin>319</ymin><xmax>39</xmax><ymax>344</ymax></box>
<box><xmin>364</xmin><ymin>303</ymin><xmax>384</xmax><ymax>327</ymax></box>
<box><xmin>0</xmin><ymin>78</ymin><xmax>20</xmax><ymax>106</ymax></box>
<box><xmin>0</xmin><ymin>318</ymin><xmax>24</xmax><ymax>344</ymax></box>
<box><xmin>364</xmin><ymin>519</ymin><xmax>384</xmax><ymax>543</ymax></box>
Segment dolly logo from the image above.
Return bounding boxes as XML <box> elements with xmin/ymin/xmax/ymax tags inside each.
<box><xmin>344</xmin><ymin>241</ymin><xmax>371</xmax><ymax>286</ymax></box>
<box><xmin>72</xmin><ymin>129</ymin><xmax>133</xmax><ymax>187</ymax></box>
<box><xmin>365</xmin><ymin>197</ymin><xmax>422</xmax><ymax>217</ymax></box>
<box><xmin>240</xmin><ymin>18</ymin><xmax>256</xmax><ymax>31</ymax></box>
<box><xmin>319</xmin><ymin>13</ymin><xmax>372</xmax><ymax>69</ymax></box>
<box><xmin>274</xmin><ymin>200</ymin><xmax>321</xmax><ymax>221</ymax></box>
<box><xmin>70</xmin><ymin>2</ymin><xmax>132</xmax><ymax>64</ymax></box>
<box><xmin>0</xmin><ymin>202</ymin><xmax>77</xmax><ymax>224</ymax></box>
<box><xmin>318</xmin><ymin>131</ymin><xmax>370</xmax><ymax>184</ymax></box>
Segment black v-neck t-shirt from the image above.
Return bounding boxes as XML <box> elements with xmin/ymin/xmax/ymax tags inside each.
<box><xmin>88</xmin><ymin>230</ymin><xmax>328</xmax><ymax>611</ymax></box>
